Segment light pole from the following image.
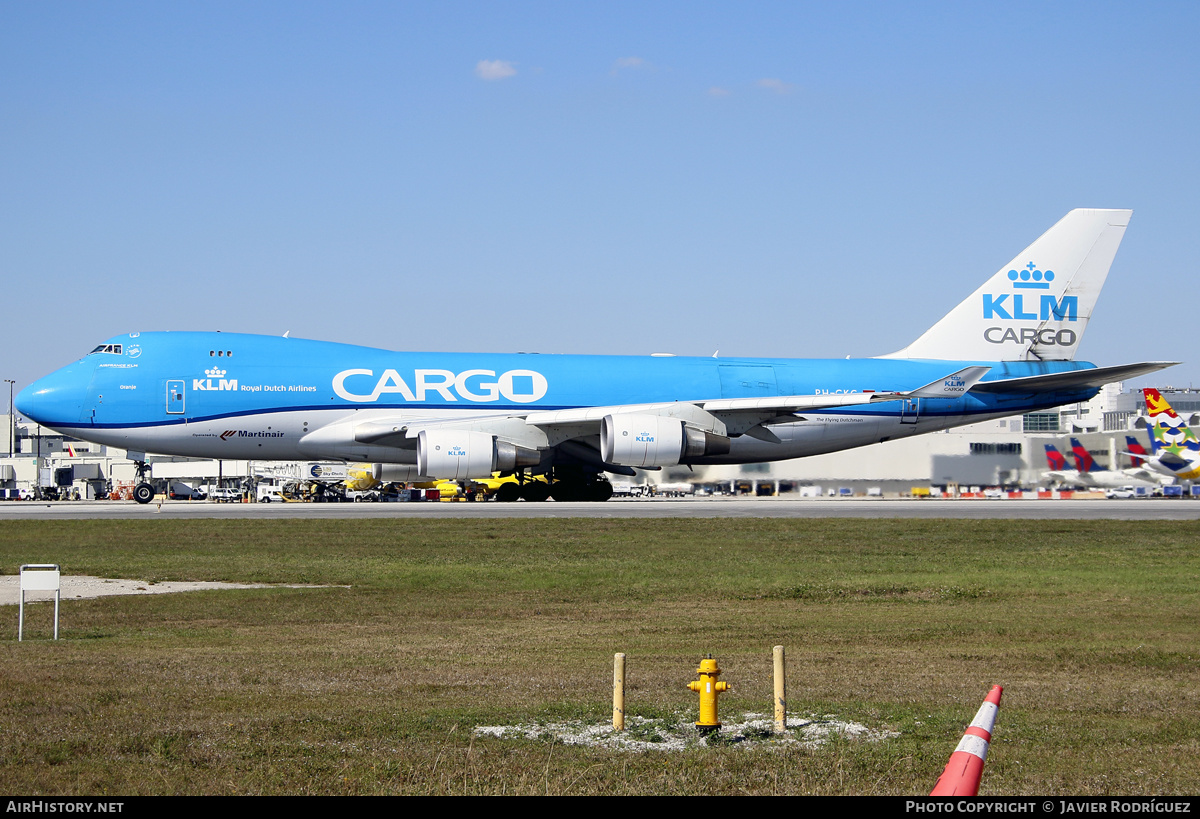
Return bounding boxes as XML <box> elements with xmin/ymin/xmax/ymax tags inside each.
<box><xmin>4</xmin><ymin>380</ymin><xmax>13</xmax><ymax>458</ymax></box>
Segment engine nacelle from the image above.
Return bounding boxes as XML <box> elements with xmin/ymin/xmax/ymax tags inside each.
<box><xmin>417</xmin><ymin>430</ymin><xmax>539</xmax><ymax>480</ymax></box>
<box><xmin>601</xmin><ymin>414</ymin><xmax>686</xmax><ymax>467</ymax></box>
<box><xmin>379</xmin><ymin>464</ymin><xmax>433</xmax><ymax>483</ymax></box>
<box><xmin>682</xmin><ymin>427</ymin><xmax>731</xmax><ymax>461</ymax></box>
<box><xmin>601</xmin><ymin>414</ymin><xmax>733</xmax><ymax>467</ymax></box>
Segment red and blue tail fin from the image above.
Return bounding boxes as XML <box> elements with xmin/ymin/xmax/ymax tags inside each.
<box><xmin>1069</xmin><ymin>438</ymin><xmax>1105</xmax><ymax>473</ymax></box>
<box><xmin>1044</xmin><ymin>444</ymin><xmax>1069</xmax><ymax>471</ymax></box>
<box><xmin>1125</xmin><ymin>435</ymin><xmax>1148</xmax><ymax>467</ymax></box>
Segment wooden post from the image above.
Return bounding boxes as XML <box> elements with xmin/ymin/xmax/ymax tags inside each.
<box><xmin>773</xmin><ymin>645</ymin><xmax>786</xmax><ymax>733</ymax></box>
<box><xmin>613</xmin><ymin>653</ymin><xmax>626</xmax><ymax>731</ymax></box>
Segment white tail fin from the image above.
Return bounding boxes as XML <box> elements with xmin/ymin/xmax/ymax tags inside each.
<box><xmin>884</xmin><ymin>209</ymin><xmax>1132</xmax><ymax>361</ymax></box>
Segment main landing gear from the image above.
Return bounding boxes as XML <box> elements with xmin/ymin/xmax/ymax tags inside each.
<box><xmin>492</xmin><ymin>469</ymin><xmax>614</xmax><ymax>502</ymax></box>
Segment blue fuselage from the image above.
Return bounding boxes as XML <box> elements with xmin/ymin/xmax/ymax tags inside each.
<box><xmin>16</xmin><ymin>332</ymin><xmax>1099</xmax><ymax>464</ymax></box>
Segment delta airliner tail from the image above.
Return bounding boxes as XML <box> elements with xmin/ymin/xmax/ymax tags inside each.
<box><xmin>1044</xmin><ymin>444</ymin><xmax>1070</xmax><ymax>472</ymax></box>
<box><xmin>1069</xmin><ymin>438</ymin><xmax>1105</xmax><ymax>474</ymax></box>
<box><xmin>1126</xmin><ymin>435</ymin><xmax>1148</xmax><ymax>468</ymax></box>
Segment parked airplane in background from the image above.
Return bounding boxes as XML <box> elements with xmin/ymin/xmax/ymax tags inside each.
<box><xmin>1042</xmin><ymin>444</ymin><xmax>1083</xmax><ymax>485</ymax></box>
<box><xmin>16</xmin><ymin>209</ymin><xmax>1175</xmax><ymax>502</ymax></box>
<box><xmin>1067</xmin><ymin>437</ymin><xmax>1161</xmax><ymax>489</ymax></box>
<box><xmin>1139</xmin><ymin>388</ymin><xmax>1200</xmax><ymax>482</ymax></box>
<box><xmin>1041</xmin><ymin>441</ymin><xmax>1153</xmax><ymax>488</ymax></box>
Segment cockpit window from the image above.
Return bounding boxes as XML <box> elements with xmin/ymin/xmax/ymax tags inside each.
<box><xmin>88</xmin><ymin>344</ymin><xmax>123</xmax><ymax>355</ymax></box>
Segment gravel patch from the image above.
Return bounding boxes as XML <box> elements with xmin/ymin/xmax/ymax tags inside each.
<box><xmin>0</xmin><ymin>574</ymin><xmax>317</xmax><ymax>605</ymax></box>
<box><xmin>474</xmin><ymin>712</ymin><xmax>899</xmax><ymax>752</ymax></box>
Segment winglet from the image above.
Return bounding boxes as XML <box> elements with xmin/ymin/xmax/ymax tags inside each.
<box><xmin>905</xmin><ymin>366</ymin><xmax>991</xmax><ymax>399</ymax></box>
<box><xmin>864</xmin><ymin>366</ymin><xmax>990</xmax><ymax>405</ymax></box>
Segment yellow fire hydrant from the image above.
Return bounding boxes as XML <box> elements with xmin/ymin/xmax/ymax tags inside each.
<box><xmin>687</xmin><ymin>655</ymin><xmax>730</xmax><ymax>734</ymax></box>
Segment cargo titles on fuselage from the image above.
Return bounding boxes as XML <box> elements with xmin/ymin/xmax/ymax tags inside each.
<box><xmin>332</xmin><ymin>368</ymin><xmax>549</xmax><ymax>404</ymax></box>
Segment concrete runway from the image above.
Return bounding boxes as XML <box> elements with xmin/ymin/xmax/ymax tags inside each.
<box><xmin>2</xmin><ymin>497</ymin><xmax>1199</xmax><ymax>520</ymax></box>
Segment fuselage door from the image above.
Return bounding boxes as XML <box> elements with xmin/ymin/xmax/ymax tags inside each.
<box><xmin>899</xmin><ymin>397</ymin><xmax>920</xmax><ymax>424</ymax></box>
<box><xmin>718</xmin><ymin>364</ymin><xmax>778</xmax><ymax>398</ymax></box>
<box><xmin>166</xmin><ymin>380</ymin><xmax>185</xmax><ymax>415</ymax></box>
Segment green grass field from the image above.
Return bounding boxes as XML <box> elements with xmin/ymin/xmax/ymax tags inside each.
<box><xmin>1</xmin><ymin>518</ymin><xmax>1197</xmax><ymax>795</ymax></box>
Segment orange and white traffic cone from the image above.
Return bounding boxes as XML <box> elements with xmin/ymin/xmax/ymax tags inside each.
<box><xmin>930</xmin><ymin>685</ymin><xmax>1003</xmax><ymax>796</ymax></box>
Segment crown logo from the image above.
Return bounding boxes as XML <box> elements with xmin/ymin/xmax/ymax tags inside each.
<box><xmin>205</xmin><ymin>367</ymin><xmax>226</xmax><ymax>378</ymax></box>
<box><xmin>1007</xmin><ymin>262</ymin><xmax>1054</xmax><ymax>290</ymax></box>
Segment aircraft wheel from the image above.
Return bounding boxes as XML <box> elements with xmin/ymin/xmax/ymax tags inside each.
<box><xmin>549</xmin><ymin>481</ymin><xmax>583</xmax><ymax>502</ymax></box>
<box><xmin>585</xmin><ymin>481</ymin><xmax>614</xmax><ymax>502</ymax></box>
<box><xmin>133</xmin><ymin>483</ymin><xmax>155</xmax><ymax>504</ymax></box>
<box><xmin>520</xmin><ymin>482</ymin><xmax>552</xmax><ymax>502</ymax></box>
<box><xmin>494</xmin><ymin>483</ymin><xmax>521</xmax><ymax>503</ymax></box>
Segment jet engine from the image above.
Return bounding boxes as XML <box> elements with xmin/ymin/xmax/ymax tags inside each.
<box><xmin>600</xmin><ymin>414</ymin><xmax>731</xmax><ymax>468</ymax></box>
<box><xmin>416</xmin><ymin>430</ymin><xmax>539</xmax><ymax>480</ymax></box>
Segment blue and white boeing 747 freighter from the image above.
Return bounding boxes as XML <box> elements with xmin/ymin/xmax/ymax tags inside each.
<box><xmin>16</xmin><ymin>209</ymin><xmax>1175</xmax><ymax>502</ymax></box>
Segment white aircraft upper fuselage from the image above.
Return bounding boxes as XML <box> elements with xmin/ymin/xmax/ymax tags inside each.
<box><xmin>15</xmin><ymin>209</ymin><xmax>1176</xmax><ymax>489</ymax></box>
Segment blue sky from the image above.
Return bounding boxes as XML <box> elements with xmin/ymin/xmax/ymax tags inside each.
<box><xmin>3</xmin><ymin>1</ymin><xmax>1198</xmax><ymax>395</ymax></box>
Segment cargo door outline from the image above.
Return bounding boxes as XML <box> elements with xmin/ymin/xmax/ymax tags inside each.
<box><xmin>166</xmin><ymin>380</ymin><xmax>185</xmax><ymax>415</ymax></box>
<box><xmin>899</xmin><ymin>397</ymin><xmax>920</xmax><ymax>425</ymax></box>
<box><xmin>717</xmin><ymin>364</ymin><xmax>778</xmax><ymax>398</ymax></box>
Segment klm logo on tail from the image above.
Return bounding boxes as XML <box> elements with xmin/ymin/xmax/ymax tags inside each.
<box><xmin>1008</xmin><ymin>262</ymin><xmax>1054</xmax><ymax>289</ymax></box>
<box><xmin>982</xmin><ymin>261</ymin><xmax>1078</xmax><ymax>347</ymax></box>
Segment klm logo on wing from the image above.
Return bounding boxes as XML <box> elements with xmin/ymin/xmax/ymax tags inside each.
<box><xmin>941</xmin><ymin>376</ymin><xmax>967</xmax><ymax>394</ymax></box>
<box><xmin>982</xmin><ymin>261</ymin><xmax>1078</xmax><ymax>347</ymax></box>
<box><xmin>195</xmin><ymin>367</ymin><xmax>238</xmax><ymax>392</ymax></box>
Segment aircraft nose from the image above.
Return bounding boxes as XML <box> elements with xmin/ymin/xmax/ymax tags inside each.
<box><xmin>15</xmin><ymin>365</ymin><xmax>89</xmax><ymax>428</ymax></box>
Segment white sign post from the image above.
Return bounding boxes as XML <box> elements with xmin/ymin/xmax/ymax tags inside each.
<box><xmin>19</xmin><ymin>564</ymin><xmax>61</xmax><ymax>641</ymax></box>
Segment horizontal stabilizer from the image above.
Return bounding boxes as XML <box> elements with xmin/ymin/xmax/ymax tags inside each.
<box><xmin>1153</xmin><ymin>451</ymin><xmax>1190</xmax><ymax>468</ymax></box>
<box><xmin>907</xmin><ymin>366</ymin><xmax>992</xmax><ymax>399</ymax></box>
<box><xmin>972</xmin><ymin>361</ymin><xmax>1177</xmax><ymax>394</ymax></box>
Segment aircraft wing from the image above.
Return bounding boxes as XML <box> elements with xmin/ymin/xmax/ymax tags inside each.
<box><xmin>1122</xmin><ymin>467</ymin><xmax>1167</xmax><ymax>484</ymax></box>
<box><xmin>300</xmin><ymin>366</ymin><xmax>990</xmax><ymax>472</ymax></box>
<box><xmin>352</xmin><ymin>389</ymin><xmax>932</xmax><ymax>452</ymax></box>
<box><xmin>324</xmin><ymin>366</ymin><xmax>988</xmax><ymax>446</ymax></box>
<box><xmin>521</xmin><ymin>365</ymin><xmax>990</xmax><ymax>440</ymax></box>
<box><xmin>972</xmin><ymin>361</ymin><xmax>1177</xmax><ymax>394</ymax></box>
<box><xmin>1042</xmin><ymin>470</ymin><xmax>1081</xmax><ymax>483</ymax></box>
